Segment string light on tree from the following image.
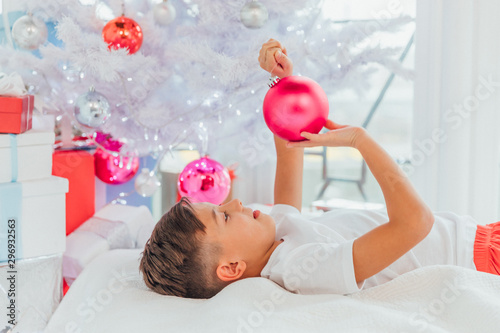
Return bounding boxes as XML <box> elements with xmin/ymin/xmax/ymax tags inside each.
<box><xmin>153</xmin><ymin>0</ymin><xmax>176</xmax><ymax>26</ymax></box>
<box><xmin>240</xmin><ymin>0</ymin><xmax>269</xmax><ymax>29</ymax></box>
<box><xmin>102</xmin><ymin>16</ymin><xmax>143</xmax><ymax>54</ymax></box>
<box><xmin>74</xmin><ymin>86</ymin><xmax>111</xmax><ymax>129</ymax></box>
<box><xmin>11</xmin><ymin>13</ymin><xmax>48</xmax><ymax>50</ymax></box>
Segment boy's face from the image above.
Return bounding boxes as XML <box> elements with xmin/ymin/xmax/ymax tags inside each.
<box><xmin>193</xmin><ymin>199</ymin><xmax>276</xmax><ymax>270</ymax></box>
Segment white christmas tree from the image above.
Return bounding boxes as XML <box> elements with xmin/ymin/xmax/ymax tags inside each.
<box><xmin>0</xmin><ymin>0</ymin><xmax>413</xmax><ymax>170</ymax></box>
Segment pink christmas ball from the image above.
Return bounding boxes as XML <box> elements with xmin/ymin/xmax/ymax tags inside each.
<box><xmin>263</xmin><ymin>75</ymin><xmax>329</xmax><ymax>142</ymax></box>
<box><xmin>178</xmin><ymin>156</ymin><xmax>231</xmax><ymax>205</ymax></box>
<box><xmin>94</xmin><ymin>148</ymin><xmax>140</xmax><ymax>185</ymax></box>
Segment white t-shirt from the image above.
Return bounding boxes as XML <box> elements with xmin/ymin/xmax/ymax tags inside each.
<box><xmin>260</xmin><ymin>204</ymin><xmax>478</xmax><ymax>295</ymax></box>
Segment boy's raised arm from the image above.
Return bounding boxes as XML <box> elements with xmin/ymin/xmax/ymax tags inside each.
<box><xmin>258</xmin><ymin>39</ymin><xmax>304</xmax><ymax>212</ymax></box>
<box><xmin>288</xmin><ymin>121</ymin><xmax>434</xmax><ymax>283</ymax></box>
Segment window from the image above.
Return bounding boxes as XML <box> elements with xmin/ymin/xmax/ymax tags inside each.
<box><xmin>303</xmin><ymin>0</ymin><xmax>416</xmax><ymax>210</ymax></box>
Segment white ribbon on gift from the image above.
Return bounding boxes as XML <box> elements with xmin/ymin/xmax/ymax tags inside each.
<box><xmin>0</xmin><ymin>72</ymin><xmax>27</xmax><ymax>97</ymax></box>
<box><xmin>76</xmin><ymin>216</ymin><xmax>135</xmax><ymax>250</ymax></box>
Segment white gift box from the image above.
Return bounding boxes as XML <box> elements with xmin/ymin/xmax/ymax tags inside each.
<box><xmin>63</xmin><ymin>204</ymin><xmax>155</xmax><ymax>285</ymax></box>
<box><xmin>0</xmin><ymin>129</ymin><xmax>55</xmax><ymax>183</ymax></box>
<box><xmin>0</xmin><ymin>176</ymin><xmax>68</xmax><ymax>262</ymax></box>
<box><xmin>0</xmin><ymin>254</ymin><xmax>62</xmax><ymax>332</ymax></box>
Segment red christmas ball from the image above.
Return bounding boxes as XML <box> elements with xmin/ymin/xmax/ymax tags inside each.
<box><xmin>102</xmin><ymin>16</ymin><xmax>143</xmax><ymax>54</ymax></box>
<box><xmin>94</xmin><ymin>148</ymin><xmax>140</xmax><ymax>184</ymax></box>
<box><xmin>263</xmin><ymin>76</ymin><xmax>329</xmax><ymax>142</ymax></box>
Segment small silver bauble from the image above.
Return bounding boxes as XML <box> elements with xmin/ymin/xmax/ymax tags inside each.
<box><xmin>135</xmin><ymin>168</ymin><xmax>161</xmax><ymax>197</ymax></box>
<box><xmin>12</xmin><ymin>14</ymin><xmax>48</xmax><ymax>50</ymax></box>
<box><xmin>153</xmin><ymin>0</ymin><xmax>176</xmax><ymax>26</ymax></box>
<box><xmin>74</xmin><ymin>87</ymin><xmax>111</xmax><ymax>128</ymax></box>
<box><xmin>240</xmin><ymin>0</ymin><xmax>269</xmax><ymax>29</ymax></box>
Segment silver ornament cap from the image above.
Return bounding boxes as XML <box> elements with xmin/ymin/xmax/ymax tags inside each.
<box><xmin>12</xmin><ymin>14</ymin><xmax>48</xmax><ymax>50</ymax></box>
<box><xmin>74</xmin><ymin>86</ymin><xmax>111</xmax><ymax>128</ymax></box>
<box><xmin>240</xmin><ymin>1</ymin><xmax>269</xmax><ymax>29</ymax></box>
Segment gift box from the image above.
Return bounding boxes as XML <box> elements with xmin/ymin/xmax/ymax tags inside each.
<box><xmin>0</xmin><ymin>176</ymin><xmax>68</xmax><ymax>262</ymax></box>
<box><xmin>63</xmin><ymin>204</ymin><xmax>155</xmax><ymax>286</ymax></box>
<box><xmin>52</xmin><ymin>150</ymin><xmax>95</xmax><ymax>235</ymax></box>
<box><xmin>0</xmin><ymin>254</ymin><xmax>63</xmax><ymax>332</ymax></box>
<box><xmin>0</xmin><ymin>130</ymin><xmax>55</xmax><ymax>183</ymax></box>
<box><xmin>0</xmin><ymin>94</ymin><xmax>34</xmax><ymax>134</ymax></box>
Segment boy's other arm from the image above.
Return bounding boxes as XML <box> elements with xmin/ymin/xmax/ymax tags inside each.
<box><xmin>274</xmin><ymin>135</ymin><xmax>304</xmax><ymax>212</ymax></box>
<box><xmin>288</xmin><ymin>122</ymin><xmax>434</xmax><ymax>283</ymax></box>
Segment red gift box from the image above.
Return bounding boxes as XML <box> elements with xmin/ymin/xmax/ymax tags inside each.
<box><xmin>52</xmin><ymin>150</ymin><xmax>95</xmax><ymax>235</ymax></box>
<box><xmin>0</xmin><ymin>94</ymin><xmax>34</xmax><ymax>134</ymax></box>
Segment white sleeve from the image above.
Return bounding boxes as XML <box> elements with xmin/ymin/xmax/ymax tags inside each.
<box><xmin>267</xmin><ymin>239</ymin><xmax>365</xmax><ymax>295</ymax></box>
<box><xmin>269</xmin><ymin>204</ymin><xmax>300</xmax><ymax>225</ymax></box>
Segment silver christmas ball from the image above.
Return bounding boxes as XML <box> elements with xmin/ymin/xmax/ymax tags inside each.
<box><xmin>135</xmin><ymin>168</ymin><xmax>161</xmax><ymax>197</ymax></box>
<box><xmin>240</xmin><ymin>1</ymin><xmax>269</xmax><ymax>29</ymax></box>
<box><xmin>74</xmin><ymin>87</ymin><xmax>111</xmax><ymax>128</ymax></box>
<box><xmin>153</xmin><ymin>1</ymin><xmax>176</xmax><ymax>26</ymax></box>
<box><xmin>12</xmin><ymin>14</ymin><xmax>48</xmax><ymax>50</ymax></box>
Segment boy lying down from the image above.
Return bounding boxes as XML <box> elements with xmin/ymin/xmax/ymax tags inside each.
<box><xmin>139</xmin><ymin>39</ymin><xmax>500</xmax><ymax>298</ymax></box>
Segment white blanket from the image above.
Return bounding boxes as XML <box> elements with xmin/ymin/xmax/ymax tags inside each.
<box><xmin>46</xmin><ymin>249</ymin><xmax>500</xmax><ymax>333</ymax></box>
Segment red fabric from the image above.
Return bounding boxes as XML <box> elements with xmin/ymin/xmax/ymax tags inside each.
<box><xmin>0</xmin><ymin>95</ymin><xmax>34</xmax><ymax>134</ymax></box>
<box><xmin>52</xmin><ymin>151</ymin><xmax>95</xmax><ymax>235</ymax></box>
<box><xmin>63</xmin><ymin>278</ymin><xmax>70</xmax><ymax>296</ymax></box>
<box><xmin>473</xmin><ymin>221</ymin><xmax>500</xmax><ymax>275</ymax></box>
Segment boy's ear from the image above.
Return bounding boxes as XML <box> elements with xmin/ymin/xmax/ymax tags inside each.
<box><xmin>216</xmin><ymin>261</ymin><xmax>246</xmax><ymax>282</ymax></box>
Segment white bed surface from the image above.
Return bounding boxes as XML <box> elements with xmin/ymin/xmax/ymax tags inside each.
<box><xmin>46</xmin><ymin>249</ymin><xmax>500</xmax><ymax>333</ymax></box>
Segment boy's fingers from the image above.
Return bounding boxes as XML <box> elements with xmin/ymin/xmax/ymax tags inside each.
<box><xmin>324</xmin><ymin>119</ymin><xmax>336</xmax><ymax>130</ymax></box>
<box><xmin>325</xmin><ymin>119</ymin><xmax>345</xmax><ymax>130</ymax></box>
<box><xmin>300</xmin><ymin>132</ymin><xmax>317</xmax><ymax>140</ymax></box>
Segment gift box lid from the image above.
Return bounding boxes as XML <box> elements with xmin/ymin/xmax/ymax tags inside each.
<box><xmin>0</xmin><ymin>94</ymin><xmax>34</xmax><ymax>113</ymax></box>
<box><xmin>22</xmin><ymin>176</ymin><xmax>69</xmax><ymax>196</ymax></box>
<box><xmin>0</xmin><ymin>129</ymin><xmax>55</xmax><ymax>148</ymax></box>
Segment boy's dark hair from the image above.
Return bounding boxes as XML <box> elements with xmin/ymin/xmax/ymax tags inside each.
<box><xmin>139</xmin><ymin>197</ymin><xmax>226</xmax><ymax>298</ymax></box>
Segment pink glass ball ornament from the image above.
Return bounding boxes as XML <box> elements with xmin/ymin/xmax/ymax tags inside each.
<box><xmin>102</xmin><ymin>16</ymin><xmax>143</xmax><ymax>54</ymax></box>
<box><xmin>94</xmin><ymin>148</ymin><xmax>140</xmax><ymax>185</ymax></box>
<box><xmin>262</xmin><ymin>76</ymin><xmax>329</xmax><ymax>142</ymax></box>
<box><xmin>177</xmin><ymin>156</ymin><xmax>231</xmax><ymax>205</ymax></box>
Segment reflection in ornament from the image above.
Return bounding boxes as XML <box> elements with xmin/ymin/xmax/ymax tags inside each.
<box><xmin>74</xmin><ymin>87</ymin><xmax>111</xmax><ymax>129</ymax></box>
<box><xmin>12</xmin><ymin>14</ymin><xmax>48</xmax><ymax>50</ymax></box>
<box><xmin>240</xmin><ymin>0</ymin><xmax>269</xmax><ymax>29</ymax></box>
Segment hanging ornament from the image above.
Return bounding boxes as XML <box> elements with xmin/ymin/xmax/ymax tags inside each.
<box><xmin>153</xmin><ymin>0</ymin><xmax>176</xmax><ymax>26</ymax></box>
<box><xmin>240</xmin><ymin>0</ymin><xmax>269</xmax><ymax>29</ymax></box>
<box><xmin>11</xmin><ymin>13</ymin><xmax>48</xmax><ymax>50</ymax></box>
<box><xmin>134</xmin><ymin>168</ymin><xmax>161</xmax><ymax>197</ymax></box>
<box><xmin>94</xmin><ymin>148</ymin><xmax>140</xmax><ymax>185</ymax></box>
<box><xmin>263</xmin><ymin>76</ymin><xmax>329</xmax><ymax>142</ymax></box>
<box><xmin>178</xmin><ymin>156</ymin><xmax>231</xmax><ymax>205</ymax></box>
<box><xmin>74</xmin><ymin>86</ymin><xmax>111</xmax><ymax>128</ymax></box>
<box><xmin>102</xmin><ymin>16</ymin><xmax>143</xmax><ymax>54</ymax></box>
